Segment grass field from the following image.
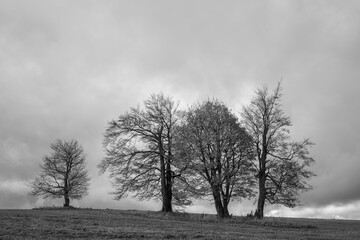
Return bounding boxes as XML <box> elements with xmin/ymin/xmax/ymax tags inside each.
<box><xmin>0</xmin><ymin>208</ymin><xmax>359</xmax><ymax>239</ymax></box>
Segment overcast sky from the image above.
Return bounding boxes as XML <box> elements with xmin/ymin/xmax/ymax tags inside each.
<box><xmin>1</xmin><ymin>0</ymin><xmax>360</xmax><ymax>219</ymax></box>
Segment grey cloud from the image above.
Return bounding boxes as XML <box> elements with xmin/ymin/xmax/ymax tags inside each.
<box><xmin>0</xmin><ymin>189</ymin><xmax>30</xmax><ymax>209</ymax></box>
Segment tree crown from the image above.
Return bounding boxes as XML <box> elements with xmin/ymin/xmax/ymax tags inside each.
<box><xmin>30</xmin><ymin>139</ymin><xmax>90</xmax><ymax>200</ymax></box>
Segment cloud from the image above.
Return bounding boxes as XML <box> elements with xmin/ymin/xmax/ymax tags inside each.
<box><xmin>268</xmin><ymin>201</ymin><xmax>360</xmax><ymax>220</ymax></box>
<box><xmin>0</xmin><ymin>179</ymin><xmax>33</xmax><ymax>208</ymax></box>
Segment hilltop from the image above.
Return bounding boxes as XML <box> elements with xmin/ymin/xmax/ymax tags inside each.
<box><xmin>0</xmin><ymin>208</ymin><xmax>359</xmax><ymax>239</ymax></box>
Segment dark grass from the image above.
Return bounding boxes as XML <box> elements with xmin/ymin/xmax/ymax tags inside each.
<box><xmin>0</xmin><ymin>208</ymin><xmax>359</xmax><ymax>239</ymax></box>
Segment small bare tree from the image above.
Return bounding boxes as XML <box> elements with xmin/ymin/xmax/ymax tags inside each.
<box><xmin>241</xmin><ymin>82</ymin><xmax>315</xmax><ymax>219</ymax></box>
<box><xmin>30</xmin><ymin>139</ymin><xmax>90</xmax><ymax>207</ymax></box>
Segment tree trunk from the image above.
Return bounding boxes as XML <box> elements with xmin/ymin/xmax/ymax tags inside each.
<box><xmin>223</xmin><ymin>199</ymin><xmax>230</xmax><ymax>218</ymax></box>
<box><xmin>64</xmin><ymin>194</ymin><xmax>70</xmax><ymax>207</ymax></box>
<box><xmin>162</xmin><ymin>186</ymin><xmax>173</xmax><ymax>212</ymax></box>
<box><xmin>63</xmin><ymin>177</ymin><xmax>70</xmax><ymax>207</ymax></box>
<box><xmin>255</xmin><ymin>173</ymin><xmax>266</xmax><ymax>219</ymax></box>
<box><xmin>163</xmin><ymin>161</ymin><xmax>173</xmax><ymax>212</ymax></box>
<box><xmin>256</xmin><ymin>129</ymin><xmax>268</xmax><ymax>219</ymax></box>
<box><xmin>212</xmin><ymin>185</ymin><xmax>230</xmax><ymax>218</ymax></box>
<box><xmin>159</xmin><ymin>141</ymin><xmax>173</xmax><ymax>212</ymax></box>
<box><xmin>161</xmin><ymin>162</ymin><xmax>173</xmax><ymax>212</ymax></box>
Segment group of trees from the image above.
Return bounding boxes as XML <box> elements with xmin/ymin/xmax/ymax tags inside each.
<box><xmin>30</xmin><ymin>83</ymin><xmax>315</xmax><ymax>219</ymax></box>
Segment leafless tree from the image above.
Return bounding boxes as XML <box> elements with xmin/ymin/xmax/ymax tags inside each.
<box><xmin>241</xmin><ymin>82</ymin><xmax>315</xmax><ymax>219</ymax></box>
<box><xmin>177</xmin><ymin>99</ymin><xmax>255</xmax><ymax>218</ymax></box>
<box><xmin>98</xmin><ymin>93</ymin><xmax>189</xmax><ymax>212</ymax></box>
<box><xmin>30</xmin><ymin>139</ymin><xmax>90</xmax><ymax>207</ymax></box>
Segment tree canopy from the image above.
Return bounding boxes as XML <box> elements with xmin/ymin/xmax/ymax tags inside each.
<box><xmin>177</xmin><ymin>99</ymin><xmax>255</xmax><ymax>218</ymax></box>
<box><xmin>99</xmin><ymin>93</ymin><xmax>190</xmax><ymax>212</ymax></box>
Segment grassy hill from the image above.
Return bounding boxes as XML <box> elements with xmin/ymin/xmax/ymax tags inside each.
<box><xmin>0</xmin><ymin>208</ymin><xmax>359</xmax><ymax>239</ymax></box>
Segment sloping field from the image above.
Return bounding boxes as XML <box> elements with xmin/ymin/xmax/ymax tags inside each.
<box><xmin>0</xmin><ymin>209</ymin><xmax>359</xmax><ymax>239</ymax></box>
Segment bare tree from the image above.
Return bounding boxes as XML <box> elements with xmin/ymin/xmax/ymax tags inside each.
<box><xmin>98</xmin><ymin>93</ymin><xmax>189</xmax><ymax>212</ymax></box>
<box><xmin>241</xmin><ymin>82</ymin><xmax>315</xmax><ymax>219</ymax></box>
<box><xmin>30</xmin><ymin>139</ymin><xmax>90</xmax><ymax>207</ymax></box>
<box><xmin>177</xmin><ymin>99</ymin><xmax>254</xmax><ymax>218</ymax></box>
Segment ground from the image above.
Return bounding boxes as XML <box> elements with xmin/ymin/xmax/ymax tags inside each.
<box><xmin>0</xmin><ymin>208</ymin><xmax>359</xmax><ymax>239</ymax></box>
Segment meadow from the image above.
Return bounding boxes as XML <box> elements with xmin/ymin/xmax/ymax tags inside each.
<box><xmin>0</xmin><ymin>208</ymin><xmax>359</xmax><ymax>239</ymax></box>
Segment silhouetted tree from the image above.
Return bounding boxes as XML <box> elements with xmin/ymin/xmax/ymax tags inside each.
<box><xmin>177</xmin><ymin>100</ymin><xmax>255</xmax><ymax>218</ymax></box>
<box><xmin>241</xmin><ymin>82</ymin><xmax>315</xmax><ymax>219</ymax></box>
<box><xmin>30</xmin><ymin>139</ymin><xmax>90</xmax><ymax>207</ymax></box>
<box><xmin>99</xmin><ymin>93</ymin><xmax>189</xmax><ymax>212</ymax></box>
